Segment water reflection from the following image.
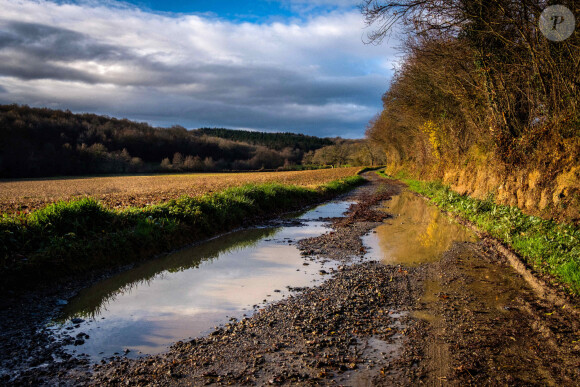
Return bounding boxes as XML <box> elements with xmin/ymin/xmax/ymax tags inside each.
<box><xmin>59</xmin><ymin>228</ymin><xmax>276</xmax><ymax>321</ymax></box>
<box><xmin>296</xmin><ymin>200</ymin><xmax>356</xmax><ymax>220</ymax></box>
<box><xmin>52</xmin><ymin>200</ymin><xmax>353</xmax><ymax>360</ymax></box>
<box><xmin>364</xmin><ymin>191</ymin><xmax>477</xmax><ymax>266</ymax></box>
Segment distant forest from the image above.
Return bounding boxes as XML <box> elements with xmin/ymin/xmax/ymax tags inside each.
<box><xmin>0</xmin><ymin>104</ymin><xmax>381</xmax><ymax>178</ymax></box>
<box><xmin>193</xmin><ymin>128</ymin><xmax>333</xmax><ymax>152</ymax></box>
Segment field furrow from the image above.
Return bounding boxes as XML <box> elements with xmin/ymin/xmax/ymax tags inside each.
<box><xmin>0</xmin><ymin>168</ymin><xmax>360</xmax><ymax>213</ymax></box>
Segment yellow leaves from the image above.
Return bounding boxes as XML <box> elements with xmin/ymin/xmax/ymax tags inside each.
<box><xmin>420</xmin><ymin>120</ymin><xmax>443</xmax><ymax>159</ymax></box>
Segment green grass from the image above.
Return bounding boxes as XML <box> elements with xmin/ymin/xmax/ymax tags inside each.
<box><xmin>375</xmin><ymin>169</ymin><xmax>389</xmax><ymax>179</ymax></box>
<box><xmin>0</xmin><ymin>175</ymin><xmax>365</xmax><ymax>290</ymax></box>
<box><xmin>357</xmin><ymin>166</ymin><xmax>385</xmax><ymax>175</ymax></box>
<box><xmin>376</xmin><ymin>170</ymin><xmax>580</xmax><ymax>295</ymax></box>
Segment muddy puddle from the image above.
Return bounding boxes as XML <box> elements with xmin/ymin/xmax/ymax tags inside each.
<box><xmin>49</xmin><ymin>200</ymin><xmax>356</xmax><ymax>361</ymax></box>
<box><xmin>363</xmin><ymin>190</ymin><xmax>477</xmax><ymax>266</ymax></box>
<box><xmin>362</xmin><ymin>188</ymin><xmax>560</xmax><ymax>384</ymax></box>
<box><xmin>362</xmin><ymin>188</ymin><xmax>478</xmax><ymax>373</ymax></box>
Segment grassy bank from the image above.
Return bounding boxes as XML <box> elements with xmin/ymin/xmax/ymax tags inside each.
<box><xmin>0</xmin><ymin>175</ymin><xmax>365</xmax><ymax>290</ymax></box>
<box><xmin>377</xmin><ymin>170</ymin><xmax>580</xmax><ymax>295</ymax></box>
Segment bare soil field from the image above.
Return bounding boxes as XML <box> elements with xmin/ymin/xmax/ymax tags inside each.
<box><xmin>0</xmin><ymin>168</ymin><xmax>360</xmax><ymax>213</ymax></box>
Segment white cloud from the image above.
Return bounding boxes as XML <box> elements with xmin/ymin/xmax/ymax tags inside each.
<box><xmin>0</xmin><ymin>0</ymin><xmax>398</xmax><ymax>137</ymax></box>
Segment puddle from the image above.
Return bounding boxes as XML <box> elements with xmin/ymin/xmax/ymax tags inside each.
<box><xmin>363</xmin><ymin>191</ymin><xmax>477</xmax><ymax>266</ymax></box>
<box><xmin>49</xmin><ymin>200</ymin><xmax>354</xmax><ymax>361</ymax></box>
<box><xmin>296</xmin><ymin>200</ymin><xmax>356</xmax><ymax>220</ymax></box>
<box><xmin>448</xmin><ymin>253</ymin><xmax>527</xmax><ymax>314</ymax></box>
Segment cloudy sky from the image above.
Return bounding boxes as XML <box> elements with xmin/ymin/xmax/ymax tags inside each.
<box><xmin>0</xmin><ymin>0</ymin><xmax>398</xmax><ymax>138</ymax></box>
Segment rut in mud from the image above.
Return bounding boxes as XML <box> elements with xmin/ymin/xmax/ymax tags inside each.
<box><xmin>2</xmin><ymin>173</ymin><xmax>580</xmax><ymax>386</ymax></box>
<box><xmin>410</xmin><ymin>240</ymin><xmax>580</xmax><ymax>386</ymax></box>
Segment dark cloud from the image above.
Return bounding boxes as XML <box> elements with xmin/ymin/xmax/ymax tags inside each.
<box><xmin>0</xmin><ymin>21</ymin><xmax>134</xmax><ymax>83</ymax></box>
<box><xmin>118</xmin><ymin>93</ymin><xmax>375</xmax><ymax>137</ymax></box>
<box><xmin>173</xmin><ymin>64</ymin><xmax>384</xmax><ymax>107</ymax></box>
<box><xmin>0</xmin><ymin>21</ymin><xmax>128</xmax><ymax>62</ymax></box>
<box><xmin>0</xmin><ymin>54</ymin><xmax>99</xmax><ymax>83</ymax></box>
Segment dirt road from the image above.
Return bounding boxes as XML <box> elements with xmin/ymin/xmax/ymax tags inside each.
<box><xmin>3</xmin><ymin>173</ymin><xmax>579</xmax><ymax>385</ymax></box>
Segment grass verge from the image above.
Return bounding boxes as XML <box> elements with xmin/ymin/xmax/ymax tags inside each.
<box><xmin>0</xmin><ymin>175</ymin><xmax>365</xmax><ymax>290</ymax></box>
<box><xmin>377</xmin><ymin>170</ymin><xmax>580</xmax><ymax>295</ymax></box>
<box><xmin>357</xmin><ymin>166</ymin><xmax>386</xmax><ymax>175</ymax></box>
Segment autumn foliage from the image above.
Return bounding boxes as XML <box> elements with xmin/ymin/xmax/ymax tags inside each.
<box><xmin>363</xmin><ymin>0</ymin><xmax>579</xmax><ymax>173</ymax></box>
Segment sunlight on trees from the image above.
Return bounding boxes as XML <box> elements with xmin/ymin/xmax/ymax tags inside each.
<box><xmin>362</xmin><ymin>0</ymin><xmax>579</xmax><ymax>171</ymax></box>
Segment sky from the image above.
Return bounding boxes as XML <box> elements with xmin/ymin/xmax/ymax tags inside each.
<box><xmin>0</xmin><ymin>0</ymin><xmax>399</xmax><ymax>138</ymax></box>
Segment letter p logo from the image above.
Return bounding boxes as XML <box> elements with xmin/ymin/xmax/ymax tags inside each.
<box><xmin>539</xmin><ymin>5</ymin><xmax>575</xmax><ymax>41</ymax></box>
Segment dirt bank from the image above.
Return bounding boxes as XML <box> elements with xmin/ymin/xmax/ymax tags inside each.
<box><xmin>3</xmin><ymin>173</ymin><xmax>579</xmax><ymax>385</ymax></box>
<box><xmin>384</xmin><ymin>162</ymin><xmax>580</xmax><ymax>224</ymax></box>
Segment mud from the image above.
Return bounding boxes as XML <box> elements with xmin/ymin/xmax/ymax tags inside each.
<box><xmin>2</xmin><ymin>173</ymin><xmax>580</xmax><ymax>386</ymax></box>
<box><xmin>411</xmin><ymin>240</ymin><xmax>580</xmax><ymax>385</ymax></box>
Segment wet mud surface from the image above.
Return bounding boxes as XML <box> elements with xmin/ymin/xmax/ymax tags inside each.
<box><xmin>2</xmin><ymin>173</ymin><xmax>580</xmax><ymax>385</ymax></box>
<box><xmin>411</xmin><ymin>240</ymin><xmax>580</xmax><ymax>386</ymax></box>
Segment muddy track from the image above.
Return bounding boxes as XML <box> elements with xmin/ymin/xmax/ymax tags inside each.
<box><xmin>3</xmin><ymin>173</ymin><xmax>580</xmax><ymax>385</ymax></box>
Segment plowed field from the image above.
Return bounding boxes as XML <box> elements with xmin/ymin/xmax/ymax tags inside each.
<box><xmin>0</xmin><ymin>168</ymin><xmax>361</xmax><ymax>213</ymax></box>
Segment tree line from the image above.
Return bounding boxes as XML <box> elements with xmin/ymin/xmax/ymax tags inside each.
<box><xmin>193</xmin><ymin>128</ymin><xmax>333</xmax><ymax>152</ymax></box>
<box><xmin>302</xmin><ymin>139</ymin><xmax>386</xmax><ymax>167</ymax></box>
<box><xmin>0</xmin><ymin>104</ymin><xmax>376</xmax><ymax>178</ymax></box>
<box><xmin>362</xmin><ymin>0</ymin><xmax>579</xmax><ymax>175</ymax></box>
